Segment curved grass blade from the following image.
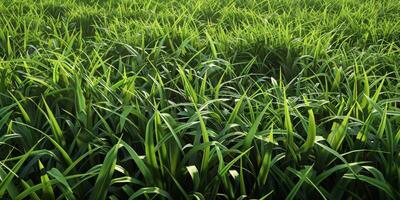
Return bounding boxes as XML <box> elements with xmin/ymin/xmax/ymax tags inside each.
<box><xmin>89</xmin><ymin>142</ymin><xmax>120</xmax><ymax>200</ymax></box>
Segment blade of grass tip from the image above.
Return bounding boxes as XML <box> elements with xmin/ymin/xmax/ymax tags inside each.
<box><xmin>38</xmin><ymin>160</ymin><xmax>55</xmax><ymax>200</ymax></box>
<box><xmin>89</xmin><ymin>142</ymin><xmax>120</xmax><ymax>200</ymax></box>
<box><xmin>127</xmin><ymin>187</ymin><xmax>173</xmax><ymax>200</ymax></box>
<box><xmin>283</xmin><ymin>85</ymin><xmax>298</xmax><ymax>162</ymax></box>
<box><xmin>271</xmin><ymin>76</ymin><xmax>282</xmax><ymax>102</ymax></box>
<box><xmin>259</xmin><ymin>190</ymin><xmax>274</xmax><ymax>200</ymax></box>
<box><xmin>156</xmin><ymin>72</ymin><xmax>167</xmax><ymax>108</ymax></box>
<box><xmin>360</xmin><ymin>67</ymin><xmax>369</xmax><ymax>109</ymax></box>
<box><xmin>214</xmin><ymin>70</ymin><xmax>226</xmax><ymax>100</ymax></box>
<box><xmin>314</xmin><ymin>162</ymin><xmax>368</xmax><ymax>185</ymax></box>
<box><xmin>192</xmin><ymin>192</ymin><xmax>206</xmax><ymax>200</ymax></box>
<box><xmin>376</xmin><ymin>104</ymin><xmax>388</xmax><ymax>139</ymax></box>
<box><xmin>159</xmin><ymin>113</ymin><xmax>183</xmax><ymax>151</ymax></box>
<box><xmin>110</xmin><ymin>176</ymin><xmax>144</xmax><ymax>186</ymax></box>
<box><xmin>0</xmin><ymin>133</ymin><xmax>20</xmax><ymax>144</ymax></box>
<box><xmin>119</xmin><ymin>106</ymin><xmax>132</xmax><ymax>133</ymax></box>
<box><xmin>243</xmin><ymin>101</ymin><xmax>271</xmax><ymax>149</ymax></box>
<box><xmin>299</xmin><ymin>96</ymin><xmax>316</xmax><ymax>153</ymax></box>
<box><xmin>330</xmin><ymin>98</ymin><xmax>346</xmax><ymax>132</ymax></box>
<box><xmin>53</xmin><ymin>62</ymin><xmax>59</xmax><ymax>84</ymax></box>
<box><xmin>187</xmin><ymin>165</ymin><xmax>200</xmax><ymax>191</ymax></box>
<box><xmin>258</xmin><ymin>125</ymin><xmax>275</xmax><ymax>186</ymax></box>
<box><xmin>120</xmin><ymin>140</ymin><xmax>153</xmax><ymax>185</ymax></box>
<box><xmin>42</xmin><ymin>96</ymin><xmax>66</xmax><ymax>147</ymax></box>
<box><xmin>8</xmin><ymin>92</ymin><xmax>30</xmax><ymax>123</ymax></box>
<box><xmin>219</xmin><ymin>147</ymin><xmax>253</xmax><ymax>177</ymax></box>
<box><xmin>6</xmin><ymin>33</ymin><xmax>12</xmax><ymax>56</ymax></box>
<box><xmin>226</xmin><ymin>92</ymin><xmax>246</xmax><ymax>125</ymax></box>
<box><xmin>356</xmin><ymin>112</ymin><xmax>373</xmax><ymax>142</ymax></box>
<box><xmin>395</xmin><ymin>128</ymin><xmax>400</xmax><ymax>146</ymax></box>
<box><xmin>178</xmin><ymin>142</ymin><xmax>214</xmax><ymax>170</ymax></box>
<box><xmin>205</xmin><ymin>31</ymin><xmax>217</xmax><ymax>58</ymax></box>
<box><xmin>332</xmin><ymin>66</ymin><xmax>342</xmax><ymax>90</ymax></box>
<box><xmin>47</xmin><ymin>168</ymin><xmax>75</xmax><ymax>200</ymax></box>
<box><xmin>199</xmin><ymin>70</ymin><xmax>208</xmax><ymax>102</ymax></box>
<box><xmin>352</xmin><ymin>61</ymin><xmax>359</xmax><ymax>105</ymax></box>
<box><xmin>178</xmin><ymin>65</ymin><xmax>198</xmax><ymax>104</ymax></box>
<box><xmin>368</xmin><ymin>74</ymin><xmax>386</xmax><ymax>112</ymax></box>
<box><xmin>327</xmin><ymin>105</ymin><xmax>354</xmax><ymax>151</ymax></box>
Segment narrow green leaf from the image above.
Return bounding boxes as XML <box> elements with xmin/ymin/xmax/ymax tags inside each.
<box><xmin>127</xmin><ymin>187</ymin><xmax>172</xmax><ymax>200</ymax></box>
<box><xmin>327</xmin><ymin>105</ymin><xmax>354</xmax><ymax>151</ymax></box>
<box><xmin>47</xmin><ymin>168</ymin><xmax>75</xmax><ymax>200</ymax></box>
<box><xmin>243</xmin><ymin>102</ymin><xmax>270</xmax><ymax>149</ymax></box>
<box><xmin>42</xmin><ymin>97</ymin><xmax>65</xmax><ymax>147</ymax></box>
<box><xmin>89</xmin><ymin>143</ymin><xmax>120</xmax><ymax>200</ymax></box>
<box><xmin>38</xmin><ymin>160</ymin><xmax>55</xmax><ymax>200</ymax></box>
<box><xmin>299</xmin><ymin>97</ymin><xmax>316</xmax><ymax>153</ymax></box>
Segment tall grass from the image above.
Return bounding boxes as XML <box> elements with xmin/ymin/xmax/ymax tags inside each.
<box><xmin>1</xmin><ymin>0</ymin><xmax>400</xmax><ymax>199</ymax></box>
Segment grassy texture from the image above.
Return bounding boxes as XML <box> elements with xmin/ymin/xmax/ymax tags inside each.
<box><xmin>1</xmin><ymin>0</ymin><xmax>400</xmax><ymax>199</ymax></box>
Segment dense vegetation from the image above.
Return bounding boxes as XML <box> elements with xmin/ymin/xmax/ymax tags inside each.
<box><xmin>1</xmin><ymin>0</ymin><xmax>400</xmax><ymax>199</ymax></box>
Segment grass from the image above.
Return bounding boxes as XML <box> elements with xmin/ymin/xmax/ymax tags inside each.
<box><xmin>1</xmin><ymin>0</ymin><xmax>400</xmax><ymax>199</ymax></box>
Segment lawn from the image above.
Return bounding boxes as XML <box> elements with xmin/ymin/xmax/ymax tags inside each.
<box><xmin>1</xmin><ymin>0</ymin><xmax>400</xmax><ymax>199</ymax></box>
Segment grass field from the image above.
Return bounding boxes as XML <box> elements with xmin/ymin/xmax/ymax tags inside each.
<box><xmin>1</xmin><ymin>0</ymin><xmax>400</xmax><ymax>199</ymax></box>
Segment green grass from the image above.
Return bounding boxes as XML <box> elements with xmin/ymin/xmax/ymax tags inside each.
<box><xmin>1</xmin><ymin>0</ymin><xmax>400</xmax><ymax>199</ymax></box>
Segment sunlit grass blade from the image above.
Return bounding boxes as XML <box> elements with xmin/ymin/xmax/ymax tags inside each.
<box><xmin>127</xmin><ymin>187</ymin><xmax>173</xmax><ymax>200</ymax></box>
<box><xmin>38</xmin><ymin>160</ymin><xmax>55</xmax><ymax>200</ymax></box>
<box><xmin>299</xmin><ymin>96</ymin><xmax>316</xmax><ymax>153</ymax></box>
<box><xmin>89</xmin><ymin>142</ymin><xmax>120</xmax><ymax>200</ymax></box>
<box><xmin>243</xmin><ymin>102</ymin><xmax>270</xmax><ymax>149</ymax></box>
<box><xmin>327</xmin><ymin>105</ymin><xmax>354</xmax><ymax>151</ymax></box>
<box><xmin>41</xmin><ymin>97</ymin><xmax>66</xmax><ymax>147</ymax></box>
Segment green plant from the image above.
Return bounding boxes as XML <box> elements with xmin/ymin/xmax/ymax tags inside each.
<box><xmin>1</xmin><ymin>0</ymin><xmax>400</xmax><ymax>199</ymax></box>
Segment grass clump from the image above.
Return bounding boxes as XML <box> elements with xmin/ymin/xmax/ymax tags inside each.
<box><xmin>1</xmin><ymin>0</ymin><xmax>400</xmax><ymax>199</ymax></box>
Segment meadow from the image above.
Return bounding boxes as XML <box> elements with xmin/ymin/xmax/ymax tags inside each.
<box><xmin>1</xmin><ymin>0</ymin><xmax>400</xmax><ymax>199</ymax></box>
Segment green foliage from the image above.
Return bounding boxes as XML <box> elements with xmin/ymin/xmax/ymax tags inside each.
<box><xmin>1</xmin><ymin>0</ymin><xmax>400</xmax><ymax>199</ymax></box>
